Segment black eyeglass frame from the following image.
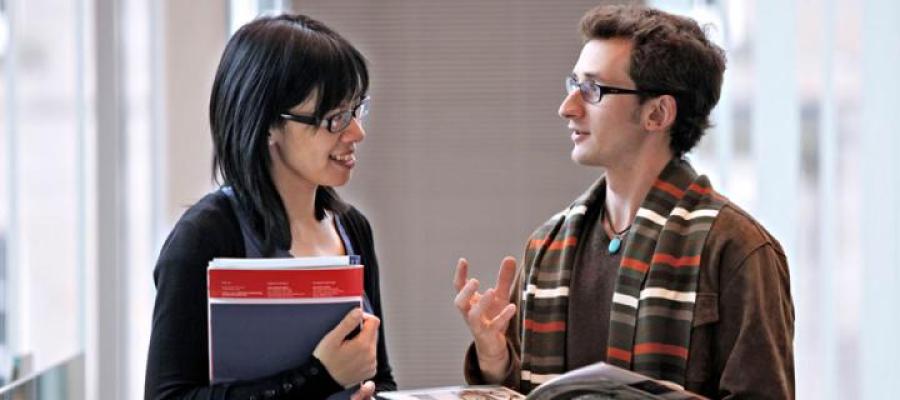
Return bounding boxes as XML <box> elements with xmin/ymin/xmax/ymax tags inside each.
<box><xmin>565</xmin><ymin>74</ymin><xmax>671</xmax><ymax>104</ymax></box>
<box><xmin>280</xmin><ymin>96</ymin><xmax>371</xmax><ymax>133</ymax></box>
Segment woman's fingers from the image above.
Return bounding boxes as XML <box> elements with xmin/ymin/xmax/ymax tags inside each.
<box><xmin>320</xmin><ymin>308</ymin><xmax>363</xmax><ymax>348</ymax></box>
<box><xmin>351</xmin><ymin>381</ymin><xmax>376</xmax><ymax>400</ymax></box>
<box><xmin>358</xmin><ymin>313</ymin><xmax>380</xmax><ymax>343</ymax></box>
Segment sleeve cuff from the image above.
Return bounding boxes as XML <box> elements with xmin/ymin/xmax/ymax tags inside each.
<box><xmin>463</xmin><ymin>342</ymin><xmax>519</xmax><ymax>389</ymax></box>
<box><xmin>288</xmin><ymin>356</ymin><xmax>345</xmax><ymax>398</ymax></box>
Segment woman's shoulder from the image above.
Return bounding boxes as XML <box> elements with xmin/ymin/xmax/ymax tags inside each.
<box><xmin>333</xmin><ymin>204</ymin><xmax>376</xmax><ymax>252</ymax></box>
<box><xmin>335</xmin><ymin>204</ymin><xmax>371</xmax><ymax>231</ymax></box>
<box><xmin>178</xmin><ymin>189</ymin><xmax>237</xmax><ymax>229</ymax></box>
<box><xmin>164</xmin><ymin>189</ymin><xmax>243</xmax><ymax>255</ymax></box>
<box><xmin>154</xmin><ymin>189</ymin><xmax>244</xmax><ymax>283</ymax></box>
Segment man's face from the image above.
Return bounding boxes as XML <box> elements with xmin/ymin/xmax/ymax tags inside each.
<box><xmin>559</xmin><ymin>38</ymin><xmax>647</xmax><ymax>168</ymax></box>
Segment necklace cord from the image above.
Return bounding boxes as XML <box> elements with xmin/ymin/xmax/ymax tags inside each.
<box><xmin>602</xmin><ymin>206</ymin><xmax>632</xmax><ymax>237</ymax></box>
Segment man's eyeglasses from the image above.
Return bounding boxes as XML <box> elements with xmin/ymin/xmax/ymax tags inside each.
<box><xmin>565</xmin><ymin>74</ymin><xmax>664</xmax><ymax>104</ymax></box>
<box><xmin>280</xmin><ymin>96</ymin><xmax>371</xmax><ymax>133</ymax></box>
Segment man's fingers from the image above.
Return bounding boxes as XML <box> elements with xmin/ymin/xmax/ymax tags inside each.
<box><xmin>453</xmin><ymin>258</ymin><xmax>469</xmax><ymax>291</ymax></box>
<box><xmin>454</xmin><ymin>278</ymin><xmax>479</xmax><ymax>313</ymax></box>
<box><xmin>494</xmin><ymin>257</ymin><xmax>517</xmax><ymax>301</ymax></box>
<box><xmin>468</xmin><ymin>287</ymin><xmax>495</xmax><ymax>326</ymax></box>
<box><xmin>491</xmin><ymin>303</ymin><xmax>517</xmax><ymax>333</ymax></box>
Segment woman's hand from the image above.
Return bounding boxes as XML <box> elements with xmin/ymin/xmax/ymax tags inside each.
<box><xmin>313</xmin><ymin>308</ymin><xmax>380</xmax><ymax>388</ymax></box>
<box><xmin>350</xmin><ymin>380</ymin><xmax>376</xmax><ymax>400</ymax></box>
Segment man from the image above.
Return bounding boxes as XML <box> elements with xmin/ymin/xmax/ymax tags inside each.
<box><xmin>453</xmin><ymin>5</ymin><xmax>794</xmax><ymax>399</ymax></box>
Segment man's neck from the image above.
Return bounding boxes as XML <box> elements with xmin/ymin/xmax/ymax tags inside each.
<box><xmin>603</xmin><ymin>152</ymin><xmax>674</xmax><ymax>232</ymax></box>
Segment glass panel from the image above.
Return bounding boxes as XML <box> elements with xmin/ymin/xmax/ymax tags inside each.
<box><xmin>656</xmin><ymin>0</ymin><xmax>865</xmax><ymax>398</ymax></box>
<box><xmin>122</xmin><ymin>0</ymin><xmax>156</xmax><ymax>397</ymax></box>
<box><xmin>229</xmin><ymin>0</ymin><xmax>290</xmax><ymax>34</ymax></box>
<box><xmin>3</xmin><ymin>0</ymin><xmax>82</xmax><ymax>376</ymax></box>
<box><xmin>0</xmin><ymin>0</ymin><xmax>10</xmax><ymax>385</ymax></box>
<box><xmin>0</xmin><ymin>354</ymin><xmax>84</xmax><ymax>400</ymax></box>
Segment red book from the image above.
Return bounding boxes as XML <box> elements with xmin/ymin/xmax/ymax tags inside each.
<box><xmin>207</xmin><ymin>256</ymin><xmax>363</xmax><ymax>386</ymax></box>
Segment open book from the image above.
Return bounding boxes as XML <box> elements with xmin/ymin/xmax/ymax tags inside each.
<box><xmin>376</xmin><ymin>385</ymin><xmax>525</xmax><ymax>400</ymax></box>
<box><xmin>526</xmin><ymin>362</ymin><xmax>707</xmax><ymax>400</ymax></box>
<box><xmin>377</xmin><ymin>362</ymin><xmax>706</xmax><ymax>400</ymax></box>
<box><xmin>207</xmin><ymin>255</ymin><xmax>363</xmax><ymax>386</ymax></box>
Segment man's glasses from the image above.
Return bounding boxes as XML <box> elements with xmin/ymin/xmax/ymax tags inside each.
<box><xmin>565</xmin><ymin>74</ymin><xmax>664</xmax><ymax>104</ymax></box>
<box><xmin>280</xmin><ymin>96</ymin><xmax>371</xmax><ymax>133</ymax></box>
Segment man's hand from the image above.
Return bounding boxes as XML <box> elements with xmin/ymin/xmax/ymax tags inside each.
<box><xmin>313</xmin><ymin>308</ymin><xmax>380</xmax><ymax>388</ymax></box>
<box><xmin>453</xmin><ymin>256</ymin><xmax>518</xmax><ymax>383</ymax></box>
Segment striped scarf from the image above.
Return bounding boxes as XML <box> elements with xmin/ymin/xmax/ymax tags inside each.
<box><xmin>518</xmin><ymin>159</ymin><xmax>726</xmax><ymax>391</ymax></box>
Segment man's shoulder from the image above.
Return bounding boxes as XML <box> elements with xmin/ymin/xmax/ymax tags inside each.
<box><xmin>709</xmin><ymin>200</ymin><xmax>784</xmax><ymax>254</ymax></box>
<box><xmin>701</xmin><ymin>198</ymin><xmax>787</xmax><ymax>285</ymax></box>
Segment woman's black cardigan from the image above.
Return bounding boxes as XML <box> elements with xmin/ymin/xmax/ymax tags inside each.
<box><xmin>145</xmin><ymin>190</ymin><xmax>396</xmax><ymax>399</ymax></box>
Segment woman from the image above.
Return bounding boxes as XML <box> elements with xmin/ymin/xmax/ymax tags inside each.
<box><xmin>145</xmin><ymin>14</ymin><xmax>396</xmax><ymax>400</ymax></box>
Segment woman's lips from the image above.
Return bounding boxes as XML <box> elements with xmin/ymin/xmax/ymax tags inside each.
<box><xmin>329</xmin><ymin>152</ymin><xmax>356</xmax><ymax>169</ymax></box>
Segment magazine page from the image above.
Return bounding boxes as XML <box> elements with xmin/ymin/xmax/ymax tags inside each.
<box><xmin>377</xmin><ymin>385</ymin><xmax>525</xmax><ymax>400</ymax></box>
<box><xmin>525</xmin><ymin>362</ymin><xmax>707</xmax><ymax>400</ymax></box>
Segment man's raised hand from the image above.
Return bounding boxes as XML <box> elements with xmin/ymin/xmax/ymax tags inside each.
<box><xmin>453</xmin><ymin>256</ymin><xmax>517</xmax><ymax>382</ymax></box>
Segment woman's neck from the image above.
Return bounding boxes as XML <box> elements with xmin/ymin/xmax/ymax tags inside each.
<box><xmin>270</xmin><ymin>163</ymin><xmax>320</xmax><ymax>228</ymax></box>
<box><xmin>272</xmin><ymin>177</ymin><xmax>345</xmax><ymax>257</ymax></box>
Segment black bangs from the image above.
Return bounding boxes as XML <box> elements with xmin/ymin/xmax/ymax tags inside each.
<box><xmin>276</xmin><ymin>17</ymin><xmax>370</xmax><ymax>120</ymax></box>
<box><xmin>312</xmin><ymin>33</ymin><xmax>369</xmax><ymax>119</ymax></box>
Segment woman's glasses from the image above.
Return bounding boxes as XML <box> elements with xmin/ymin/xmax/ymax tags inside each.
<box><xmin>281</xmin><ymin>96</ymin><xmax>371</xmax><ymax>133</ymax></box>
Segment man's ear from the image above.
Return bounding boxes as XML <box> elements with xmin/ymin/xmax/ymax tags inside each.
<box><xmin>642</xmin><ymin>94</ymin><xmax>677</xmax><ymax>133</ymax></box>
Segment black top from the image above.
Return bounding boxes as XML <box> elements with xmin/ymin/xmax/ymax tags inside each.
<box><xmin>145</xmin><ymin>190</ymin><xmax>396</xmax><ymax>400</ymax></box>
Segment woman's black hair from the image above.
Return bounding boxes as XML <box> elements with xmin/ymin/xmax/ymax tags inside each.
<box><xmin>209</xmin><ymin>14</ymin><xmax>369</xmax><ymax>255</ymax></box>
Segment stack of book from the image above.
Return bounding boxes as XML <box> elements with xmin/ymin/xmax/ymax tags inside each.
<box><xmin>207</xmin><ymin>255</ymin><xmax>363</xmax><ymax>384</ymax></box>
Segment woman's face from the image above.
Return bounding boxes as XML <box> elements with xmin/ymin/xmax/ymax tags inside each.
<box><xmin>268</xmin><ymin>93</ymin><xmax>366</xmax><ymax>190</ymax></box>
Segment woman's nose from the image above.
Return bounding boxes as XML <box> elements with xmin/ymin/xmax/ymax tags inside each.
<box><xmin>340</xmin><ymin>118</ymin><xmax>366</xmax><ymax>143</ymax></box>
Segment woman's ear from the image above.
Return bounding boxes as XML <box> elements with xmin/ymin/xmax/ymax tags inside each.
<box><xmin>643</xmin><ymin>94</ymin><xmax>677</xmax><ymax>133</ymax></box>
<box><xmin>268</xmin><ymin>125</ymin><xmax>282</xmax><ymax>146</ymax></box>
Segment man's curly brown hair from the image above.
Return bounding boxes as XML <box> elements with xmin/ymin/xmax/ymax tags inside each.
<box><xmin>580</xmin><ymin>5</ymin><xmax>726</xmax><ymax>157</ymax></box>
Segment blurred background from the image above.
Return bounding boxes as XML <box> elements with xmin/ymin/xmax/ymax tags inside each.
<box><xmin>1</xmin><ymin>0</ymin><xmax>898</xmax><ymax>398</ymax></box>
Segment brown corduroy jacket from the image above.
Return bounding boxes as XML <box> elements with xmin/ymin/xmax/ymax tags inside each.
<box><xmin>464</xmin><ymin>202</ymin><xmax>795</xmax><ymax>399</ymax></box>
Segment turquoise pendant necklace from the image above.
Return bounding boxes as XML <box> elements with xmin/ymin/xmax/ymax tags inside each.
<box><xmin>608</xmin><ymin>235</ymin><xmax>624</xmax><ymax>255</ymax></box>
<box><xmin>604</xmin><ymin>208</ymin><xmax>632</xmax><ymax>255</ymax></box>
